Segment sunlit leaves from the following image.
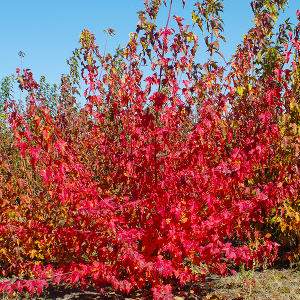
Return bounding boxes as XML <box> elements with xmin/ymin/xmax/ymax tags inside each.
<box><xmin>0</xmin><ymin>0</ymin><xmax>299</xmax><ymax>299</ymax></box>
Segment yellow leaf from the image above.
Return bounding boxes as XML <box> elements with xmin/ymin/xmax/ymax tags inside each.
<box><xmin>237</xmin><ymin>86</ymin><xmax>244</xmax><ymax>96</ymax></box>
<box><xmin>181</xmin><ymin>217</ymin><xmax>188</xmax><ymax>223</ymax></box>
<box><xmin>29</xmin><ymin>249</ymin><xmax>37</xmax><ymax>259</ymax></box>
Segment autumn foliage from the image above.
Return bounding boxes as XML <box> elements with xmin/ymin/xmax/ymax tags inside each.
<box><xmin>0</xmin><ymin>0</ymin><xmax>299</xmax><ymax>298</ymax></box>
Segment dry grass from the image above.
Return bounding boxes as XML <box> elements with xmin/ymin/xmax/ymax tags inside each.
<box><xmin>201</xmin><ymin>267</ymin><xmax>300</xmax><ymax>300</ymax></box>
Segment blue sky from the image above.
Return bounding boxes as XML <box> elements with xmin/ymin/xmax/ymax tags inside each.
<box><xmin>1</xmin><ymin>0</ymin><xmax>298</xmax><ymax>86</ymax></box>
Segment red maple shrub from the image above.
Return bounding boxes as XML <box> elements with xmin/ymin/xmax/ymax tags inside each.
<box><xmin>0</xmin><ymin>0</ymin><xmax>299</xmax><ymax>298</ymax></box>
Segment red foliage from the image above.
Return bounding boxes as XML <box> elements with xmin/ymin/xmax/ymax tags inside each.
<box><xmin>0</xmin><ymin>1</ymin><xmax>299</xmax><ymax>299</ymax></box>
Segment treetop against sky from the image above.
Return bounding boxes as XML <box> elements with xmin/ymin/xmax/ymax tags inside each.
<box><xmin>0</xmin><ymin>0</ymin><xmax>298</xmax><ymax>85</ymax></box>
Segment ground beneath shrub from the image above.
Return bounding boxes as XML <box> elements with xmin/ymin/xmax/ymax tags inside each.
<box><xmin>2</xmin><ymin>267</ymin><xmax>299</xmax><ymax>299</ymax></box>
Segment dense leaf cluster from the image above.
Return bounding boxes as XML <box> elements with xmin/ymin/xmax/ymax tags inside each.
<box><xmin>0</xmin><ymin>0</ymin><xmax>299</xmax><ymax>298</ymax></box>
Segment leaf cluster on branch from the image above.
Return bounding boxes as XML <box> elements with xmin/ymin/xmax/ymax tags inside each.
<box><xmin>0</xmin><ymin>0</ymin><xmax>299</xmax><ymax>298</ymax></box>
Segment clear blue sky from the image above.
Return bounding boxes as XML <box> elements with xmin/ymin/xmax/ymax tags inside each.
<box><xmin>1</xmin><ymin>0</ymin><xmax>298</xmax><ymax>85</ymax></box>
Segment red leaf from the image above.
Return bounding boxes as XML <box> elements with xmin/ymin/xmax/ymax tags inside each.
<box><xmin>151</xmin><ymin>284</ymin><xmax>173</xmax><ymax>300</ymax></box>
<box><xmin>70</xmin><ymin>271</ymin><xmax>80</xmax><ymax>286</ymax></box>
<box><xmin>35</xmin><ymin>280</ymin><xmax>48</xmax><ymax>296</ymax></box>
<box><xmin>14</xmin><ymin>280</ymin><xmax>24</xmax><ymax>293</ymax></box>
<box><xmin>25</xmin><ymin>280</ymin><xmax>36</xmax><ymax>296</ymax></box>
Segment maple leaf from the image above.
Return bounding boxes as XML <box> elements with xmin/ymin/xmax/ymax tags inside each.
<box><xmin>35</xmin><ymin>280</ymin><xmax>48</xmax><ymax>296</ymax></box>
<box><xmin>152</xmin><ymin>284</ymin><xmax>173</xmax><ymax>300</ymax></box>
<box><xmin>25</xmin><ymin>280</ymin><xmax>36</xmax><ymax>296</ymax></box>
<box><xmin>0</xmin><ymin>282</ymin><xmax>9</xmax><ymax>293</ymax></box>
<box><xmin>13</xmin><ymin>280</ymin><xmax>24</xmax><ymax>293</ymax></box>
<box><xmin>70</xmin><ymin>271</ymin><xmax>81</xmax><ymax>285</ymax></box>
